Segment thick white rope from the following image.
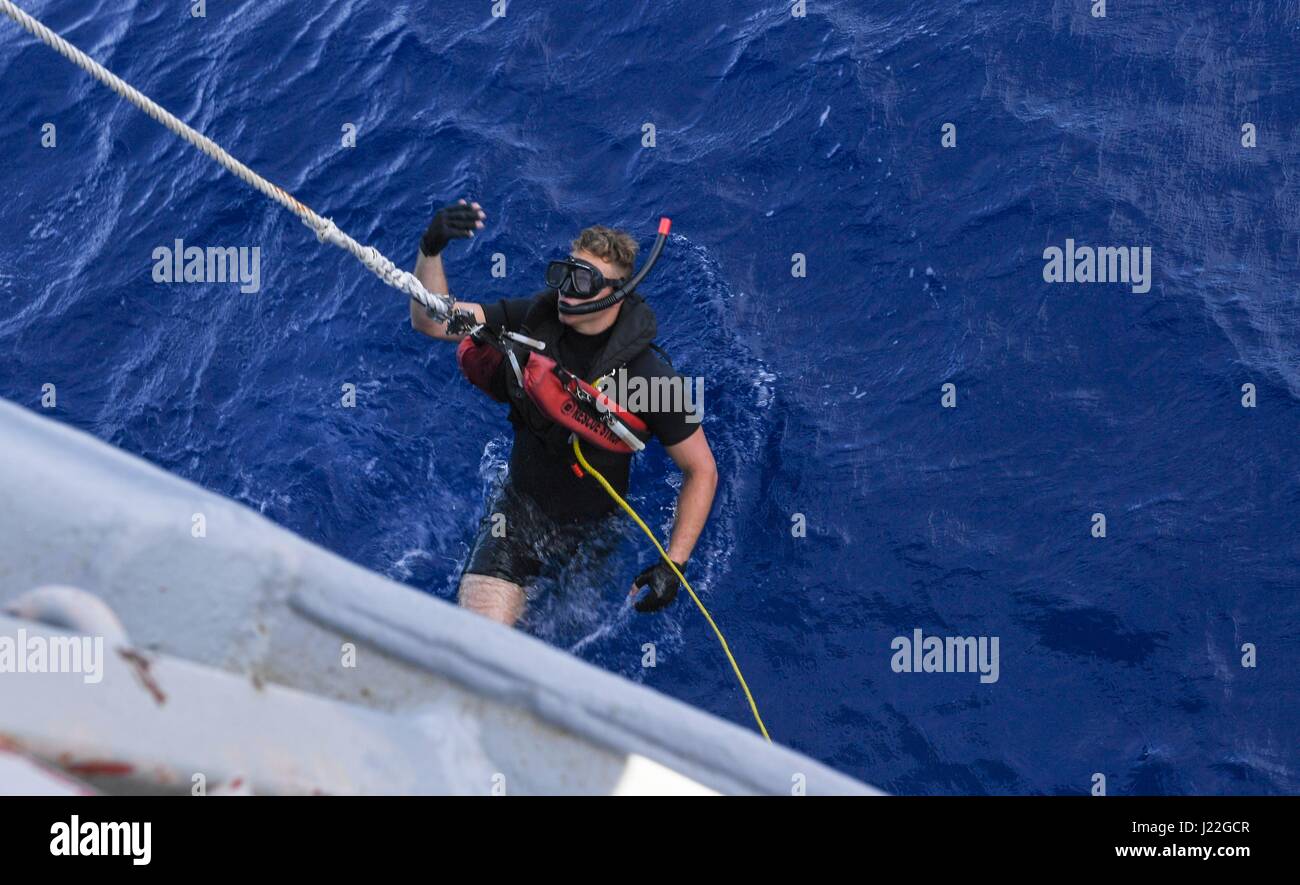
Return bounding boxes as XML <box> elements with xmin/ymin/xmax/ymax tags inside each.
<box><xmin>0</xmin><ymin>0</ymin><xmax>452</xmax><ymax>318</ymax></box>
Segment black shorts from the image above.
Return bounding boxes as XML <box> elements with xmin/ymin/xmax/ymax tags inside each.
<box><xmin>463</xmin><ymin>482</ymin><xmax>625</xmax><ymax>588</ymax></box>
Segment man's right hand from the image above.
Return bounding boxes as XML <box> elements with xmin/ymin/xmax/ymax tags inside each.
<box><xmin>420</xmin><ymin>199</ymin><xmax>486</xmax><ymax>257</ymax></box>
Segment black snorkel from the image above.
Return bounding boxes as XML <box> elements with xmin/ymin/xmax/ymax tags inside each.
<box><xmin>556</xmin><ymin>217</ymin><xmax>672</xmax><ymax>316</ymax></box>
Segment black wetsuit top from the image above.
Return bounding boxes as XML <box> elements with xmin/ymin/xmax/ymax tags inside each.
<box><xmin>481</xmin><ymin>294</ymin><xmax>701</xmax><ymax>522</ymax></box>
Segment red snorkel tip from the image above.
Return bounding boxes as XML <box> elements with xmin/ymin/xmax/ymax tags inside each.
<box><xmin>658</xmin><ymin>217</ymin><xmax>672</xmax><ymax>236</ymax></box>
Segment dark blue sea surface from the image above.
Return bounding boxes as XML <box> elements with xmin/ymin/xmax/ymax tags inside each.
<box><xmin>2</xmin><ymin>0</ymin><xmax>1297</xmax><ymax>794</ymax></box>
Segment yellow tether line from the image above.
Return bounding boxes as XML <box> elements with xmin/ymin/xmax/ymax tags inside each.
<box><xmin>571</xmin><ymin>437</ymin><xmax>771</xmax><ymax>742</ymax></box>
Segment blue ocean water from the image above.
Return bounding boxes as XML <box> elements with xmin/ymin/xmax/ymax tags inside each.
<box><xmin>2</xmin><ymin>0</ymin><xmax>1298</xmax><ymax>794</ymax></box>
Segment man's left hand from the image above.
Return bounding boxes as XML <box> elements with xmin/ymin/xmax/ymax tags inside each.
<box><xmin>630</xmin><ymin>559</ymin><xmax>686</xmax><ymax>613</ymax></box>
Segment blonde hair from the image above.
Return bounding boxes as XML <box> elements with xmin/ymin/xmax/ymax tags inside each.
<box><xmin>571</xmin><ymin>225</ymin><xmax>638</xmax><ymax>277</ymax></box>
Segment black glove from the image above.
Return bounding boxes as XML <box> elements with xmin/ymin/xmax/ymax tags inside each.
<box><xmin>420</xmin><ymin>199</ymin><xmax>484</xmax><ymax>257</ymax></box>
<box><xmin>631</xmin><ymin>559</ymin><xmax>686</xmax><ymax>613</ymax></box>
<box><xmin>445</xmin><ymin>307</ymin><xmax>479</xmax><ymax>335</ymax></box>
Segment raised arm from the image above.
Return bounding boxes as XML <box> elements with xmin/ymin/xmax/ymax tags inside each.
<box><xmin>409</xmin><ymin>199</ymin><xmax>488</xmax><ymax>341</ymax></box>
<box><xmin>410</xmin><ymin>251</ymin><xmax>487</xmax><ymax>341</ymax></box>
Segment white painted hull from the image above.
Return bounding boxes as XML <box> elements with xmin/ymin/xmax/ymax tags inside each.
<box><xmin>0</xmin><ymin>399</ymin><xmax>880</xmax><ymax>795</ymax></box>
